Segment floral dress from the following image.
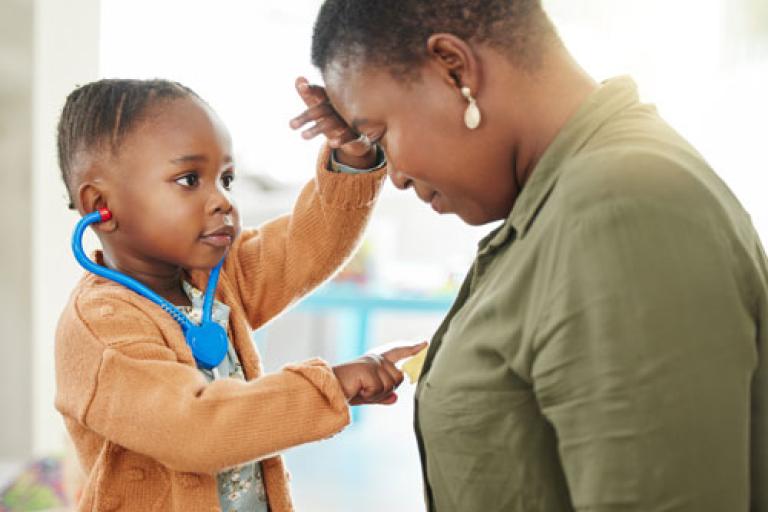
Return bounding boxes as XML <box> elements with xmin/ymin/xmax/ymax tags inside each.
<box><xmin>180</xmin><ymin>280</ymin><xmax>269</xmax><ymax>512</ymax></box>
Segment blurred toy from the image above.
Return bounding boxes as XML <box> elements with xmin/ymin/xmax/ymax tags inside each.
<box><xmin>402</xmin><ymin>346</ymin><xmax>429</xmax><ymax>384</ymax></box>
<box><xmin>334</xmin><ymin>239</ymin><xmax>374</xmax><ymax>284</ymax></box>
<box><xmin>0</xmin><ymin>457</ymin><xmax>66</xmax><ymax>511</ymax></box>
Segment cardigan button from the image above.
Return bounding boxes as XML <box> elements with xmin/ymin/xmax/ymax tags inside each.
<box><xmin>126</xmin><ymin>468</ymin><xmax>145</xmax><ymax>481</ymax></box>
<box><xmin>179</xmin><ymin>473</ymin><xmax>202</xmax><ymax>488</ymax></box>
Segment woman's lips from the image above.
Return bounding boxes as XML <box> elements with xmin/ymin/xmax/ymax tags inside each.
<box><xmin>414</xmin><ymin>188</ymin><xmax>445</xmax><ymax>214</ymax></box>
<box><xmin>429</xmin><ymin>192</ymin><xmax>443</xmax><ymax>213</ymax></box>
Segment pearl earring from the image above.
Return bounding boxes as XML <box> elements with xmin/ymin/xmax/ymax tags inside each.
<box><xmin>461</xmin><ymin>86</ymin><xmax>481</xmax><ymax>130</ymax></box>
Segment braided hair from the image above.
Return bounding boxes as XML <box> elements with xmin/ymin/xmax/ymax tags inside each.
<box><xmin>311</xmin><ymin>0</ymin><xmax>559</xmax><ymax>79</ymax></box>
<box><xmin>57</xmin><ymin>78</ymin><xmax>199</xmax><ymax>209</ymax></box>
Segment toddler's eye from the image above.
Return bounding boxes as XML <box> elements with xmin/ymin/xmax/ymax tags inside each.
<box><xmin>175</xmin><ymin>173</ymin><xmax>199</xmax><ymax>188</ymax></box>
<box><xmin>221</xmin><ymin>173</ymin><xmax>235</xmax><ymax>190</ymax></box>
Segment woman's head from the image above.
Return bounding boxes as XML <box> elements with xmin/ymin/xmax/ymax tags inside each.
<box><xmin>311</xmin><ymin>0</ymin><xmax>569</xmax><ymax>225</ymax></box>
<box><xmin>311</xmin><ymin>0</ymin><xmax>557</xmax><ymax>79</ymax></box>
<box><xmin>58</xmin><ymin>79</ymin><xmax>240</xmax><ymax>272</ymax></box>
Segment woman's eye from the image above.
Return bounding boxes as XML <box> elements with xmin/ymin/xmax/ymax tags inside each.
<box><xmin>175</xmin><ymin>173</ymin><xmax>199</xmax><ymax>188</ymax></box>
<box><xmin>221</xmin><ymin>173</ymin><xmax>235</xmax><ymax>190</ymax></box>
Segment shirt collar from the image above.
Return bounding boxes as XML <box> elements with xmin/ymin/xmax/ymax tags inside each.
<box><xmin>479</xmin><ymin>76</ymin><xmax>641</xmax><ymax>253</ymax></box>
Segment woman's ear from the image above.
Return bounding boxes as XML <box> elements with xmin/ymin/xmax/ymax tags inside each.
<box><xmin>426</xmin><ymin>33</ymin><xmax>482</xmax><ymax>95</ymax></box>
<box><xmin>78</xmin><ymin>182</ymin><xmax>117</xmax><ymax>233</ymax></box>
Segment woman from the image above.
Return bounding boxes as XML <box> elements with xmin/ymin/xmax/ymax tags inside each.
<box><xmin>291</xmin><ymin>1</ymin><xmax>768</xmax><ymax>510</ymax></box>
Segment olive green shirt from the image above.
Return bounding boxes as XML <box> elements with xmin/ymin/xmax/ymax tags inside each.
<box><xmin>414</xmin><ymin>77</ymin><xmax>768</xmax><ymax>511</ymax></box>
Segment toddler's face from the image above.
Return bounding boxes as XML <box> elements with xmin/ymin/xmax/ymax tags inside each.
<box><xmin>104</xmin><ymin>96</ymin><xmax>241</xmax><ymax>272</ymax></box>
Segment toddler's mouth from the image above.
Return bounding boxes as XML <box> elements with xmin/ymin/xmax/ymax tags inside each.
<box><xmin>200</xmin><ymin>225</ymin><xmax>236</xmax><ymax>247</ymax></box>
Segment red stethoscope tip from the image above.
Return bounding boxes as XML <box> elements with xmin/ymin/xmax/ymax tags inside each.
<box><xmin>98</xmin><ymin>208</ymin><xmax>112</xmax><ymax>222</ymax></box>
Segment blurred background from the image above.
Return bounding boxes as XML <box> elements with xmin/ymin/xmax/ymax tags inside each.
<box><xmin>1</xmin><ymin>0</ymin><xmax>766</xmax><ymax>510</ymax></box>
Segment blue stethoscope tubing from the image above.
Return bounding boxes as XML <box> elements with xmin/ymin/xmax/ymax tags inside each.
<box><xmin>72</xmin><ymin>210</ymin><xmax>228</xmax><ymax>369</ymax></box>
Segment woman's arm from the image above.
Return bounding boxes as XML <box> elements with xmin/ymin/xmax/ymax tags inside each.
<box><xmin>751</xmin><ymin>235</ymin><xmax>768</xmax><ymax>511</ymax></box>
<box><xmin>533</xmin><ymin>198</ymin><xmax>757</xmax><ymax>511</ymax></box>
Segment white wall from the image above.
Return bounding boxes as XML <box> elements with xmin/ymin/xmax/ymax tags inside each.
<box><xmin>0</xmin><ymin>0</ymin><xmax>34</xmax><ymax>459</ymax></box>
<box><xmin>31</xmin><ymin>0</ymin><xmax>101</xmax><ymax>455</ymax></box>
<box><xmin>546</xmin><ymin>0</ymin><xmax>768</xmax><ymax>238</ymax></box>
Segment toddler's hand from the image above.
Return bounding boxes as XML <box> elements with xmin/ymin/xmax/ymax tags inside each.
<box><xmin>333</xmin><ymin>341</ymin><xmax>428</xmax><ymax>406</ymax></box>
<box><xmin>289</xmin><ymin>76</ymin><xmax>377</xmax><ymax>169</ymax></box>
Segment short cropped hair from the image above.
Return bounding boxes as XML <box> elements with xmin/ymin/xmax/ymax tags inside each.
<box><xmin>311</xmin><ymin>0</ymin><xmax>559</xmax><ymax>78</ymax></box>
<box><xmin>57</xmin><ymin>79</ymin><xmax>198</xmax><ymax>209</ymax></box>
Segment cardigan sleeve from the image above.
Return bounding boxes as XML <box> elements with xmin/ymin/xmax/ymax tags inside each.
<box><xmin>55</xmin><ymin>291</ymin><xmax>350</xmax><ymax>475</ymax></box>
<box><xmin>221</xmin><ymin>143</ymin><xmax>386</xmax><ymax>329</ymax></box>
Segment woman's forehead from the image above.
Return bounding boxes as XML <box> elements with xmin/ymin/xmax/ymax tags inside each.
<box><xmin>324</xmin><ymin>63</ymin><xmax>421</xmax><ymax>122</ymax></box>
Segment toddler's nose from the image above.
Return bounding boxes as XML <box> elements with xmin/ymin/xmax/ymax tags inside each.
<box><xmin>208</xmin><ymin>188</ymin><xmax>234</xmax><ymax>215</ymax></box>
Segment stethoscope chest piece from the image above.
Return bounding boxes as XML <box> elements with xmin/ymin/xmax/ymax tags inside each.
<box><xmin>72</xmin><ymin>208</ymin><xmax>229</xmax><ymax>371</ymax></box>
<box><xmin>186</xmin><ymin>322</ymin><xmax>229</xmax><ymax>370</ymax></box>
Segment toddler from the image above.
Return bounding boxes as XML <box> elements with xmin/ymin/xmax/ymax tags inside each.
<box><xmin>54</xmin><ymin>78</ymin><xmax>423</xmax><ymax>512</ymax></box>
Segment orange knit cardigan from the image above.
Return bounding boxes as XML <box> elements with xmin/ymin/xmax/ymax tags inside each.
<box><xmin>54</xmin><ymin>146</ymin><xmax>386</xmax><ymax>511</ymax></box>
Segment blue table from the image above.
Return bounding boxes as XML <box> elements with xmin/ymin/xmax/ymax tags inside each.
<box><xmin>294</xmin><ymin>281</ymin><xmax>456</xmax><ymax>422</ymax></box>
<box><xmin>298</xmin><ymin>282</ymin><xmax>455</xmax><ymax>358</ymax></box>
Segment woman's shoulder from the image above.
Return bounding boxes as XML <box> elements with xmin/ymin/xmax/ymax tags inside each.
<box><xmin>552</xmin><ymin>143</ymin><xmax>743</xmax><ymax>226</ymax></box>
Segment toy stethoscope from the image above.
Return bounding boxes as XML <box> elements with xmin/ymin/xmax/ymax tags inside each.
<box><xmin>72</xmin><ymin>208</ymin><xmax>228</xmax><ymax>370</ymax></box>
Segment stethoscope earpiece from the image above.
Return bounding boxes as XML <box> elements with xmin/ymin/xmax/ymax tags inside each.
<box><xmin>97</xmin><ymin>207</ymin><xmax>112</xmax><ymax>222</ymax></box>
<box><xmin>71</xmin><ymin>210</ymin><xmax>228</xmax><ymax>369</ymax></box>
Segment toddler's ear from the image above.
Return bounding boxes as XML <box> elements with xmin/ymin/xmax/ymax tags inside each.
<box><xmin>78</xmin><ymin>183</ymin><xmax>117</xmax><ymax>233</ymax></box>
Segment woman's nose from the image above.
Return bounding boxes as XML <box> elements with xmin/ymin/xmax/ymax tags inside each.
<box><xmin>388</xmin><ymin>166</ymin><xmax>413</xmax><ymax>190</ymax></box>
